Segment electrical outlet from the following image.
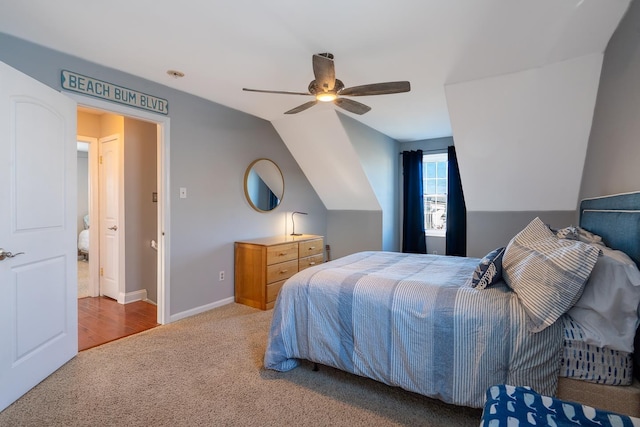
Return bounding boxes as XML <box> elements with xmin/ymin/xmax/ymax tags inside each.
<box><xmin>219</xmin><ymin>271</ymin><xmax>225</xmax><ymax>281</ymax></box>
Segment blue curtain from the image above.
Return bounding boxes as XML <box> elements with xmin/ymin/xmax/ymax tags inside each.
<box><xmin>446</xmin><ymin>146</ymin><xmax>467</xmax><ymax>256</ymax></box>
<box><xmin>268</xmin><ymin>189</ymin><xmax>279</xmax><ymax>210</ymax></box>
<box><xmin>402</xmin><ymin>150</ymin><xmax>427</xmax><ymax>254</ymax></box>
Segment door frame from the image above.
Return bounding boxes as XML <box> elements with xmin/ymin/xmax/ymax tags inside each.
<box><xmin>77</xmin><ymin>135</ymin><xmax>99</xmax><ymax>297</ymax></box>
<box><xmin>70</xmin><ymin>93</ymin><xmax>171</xmax><ymax>325</ymax></box>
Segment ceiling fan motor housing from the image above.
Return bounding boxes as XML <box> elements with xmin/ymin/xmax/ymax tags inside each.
<box><xmin>308</xmin><ymin>79</ymin><xmax>344</xmax><ymax>95</ymax></box>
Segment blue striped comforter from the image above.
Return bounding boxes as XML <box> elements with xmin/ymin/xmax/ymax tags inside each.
<box><xmin>264</xmin><ymin>251</ymin><xmax>563</xmax><ymax>408</ymax></box>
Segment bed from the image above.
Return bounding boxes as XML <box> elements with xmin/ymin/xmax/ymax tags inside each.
<box><xmin>78</xmin><ymin>214</ymin><xmax>89</xmax><ymax>259</ymax></box>
<box><xmin>264</xmin><ymin>192</ymin><xmax>640</xmax><ymax>413</ymax></box>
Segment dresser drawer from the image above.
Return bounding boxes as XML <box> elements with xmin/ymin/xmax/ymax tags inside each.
<box><xmin>299</xmin><ymin>238</ymin><xmax>323</xmax><ymax>257</ymax></box>
<box><xmin>235</xmin><ymin>235</ymin><xmax>323</xmax><ymax>310</ymax></box>
<box><xmin>266</xmin><ymin>279</ymin><xmax>287</xmax><ymax>303</ymax></box>
<box><xmin>266</xmin><ymin>259</ymin><xmax>298</xmax><ymax>284</ymax></box>
<box><xmin>266</xmin><ymin>243</ymin><xmax>298</xmax><ymax>265</ymax></box>
<box><xmin>299</xmin><ymin>253</ymin><xmax>324</xmax><ymax>271</ymax></box>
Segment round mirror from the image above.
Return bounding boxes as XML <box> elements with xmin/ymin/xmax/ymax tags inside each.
<box><xmin>244</xmin><ymin>158</ymin><xmax>284</xmax><ymax>212</ymax></box>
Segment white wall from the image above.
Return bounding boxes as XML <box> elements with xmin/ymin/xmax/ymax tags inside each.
<box><xmin>272</xmin><ymin>109</ymin><xmax>380</xmax><ymax>210</ymax></box>
<box><xmin>274</xmin><ymin>110</ymin><xmax>402</xmax><ymax>256</ymax></box>
<box><xmin>274</xmin><ymin>109</ymin><xmax>398</xmax><ymax>258</ymax></box>
<box><xmin>445</xmin><ymin>53</ymin><xmax>604</xmax><ymax>257</ymax></box>
<box><xmin>446</xmin><ymin>53</ymin><xmax>603</xmax><ymax>212</ymax></box>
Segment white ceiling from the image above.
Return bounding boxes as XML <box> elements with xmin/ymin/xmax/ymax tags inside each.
<box><xmin>0</xmin><ymin>0</ymin><xmax>630</xmax><ymax>142</ymax></box>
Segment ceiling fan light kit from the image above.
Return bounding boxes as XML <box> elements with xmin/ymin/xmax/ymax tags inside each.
<box><xmin>243</xmin><ymin>53</ymin><xmax>410</xmax><ymax>115</ymax></box>
<box><xmin>316</xmin><ymin>93</ymin><xmax>337</xmax><ymax>102</ymax></box>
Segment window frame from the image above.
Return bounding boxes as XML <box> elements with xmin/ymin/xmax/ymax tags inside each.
<box><xmin>423</xmin><ymin>152</ymin><xmax>448</xmax><ymax>237</ymax></box>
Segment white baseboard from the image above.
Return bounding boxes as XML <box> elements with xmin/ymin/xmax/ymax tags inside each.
<box><xmin>118</xmin><ymin>289</ymin><xmax>148</xmax><ymax>304</ymax></box>
<box><xmin>169</xmin><ymin>297</ymin><xmax>235</xmax><ymax>323</ymax></box>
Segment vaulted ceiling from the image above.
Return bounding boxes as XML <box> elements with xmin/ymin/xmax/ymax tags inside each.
<box><xmin>0</xmin><ymin>1</ymin><xmax>630</xmax><ymax>142</ymax></box>
<box><xmin>0</xmin><ymin>1</ymin><xmax>632</xmax><ymax>216</ymax></box>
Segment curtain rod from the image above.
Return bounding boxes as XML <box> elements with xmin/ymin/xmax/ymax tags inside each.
<box><xmin>399</xmin><ymin>148</ymin><xmax>449</xmax><ymax>155</ymax></box>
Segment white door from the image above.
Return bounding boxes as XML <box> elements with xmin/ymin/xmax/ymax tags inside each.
<box><xmin>0</xmin><ymin>61</ymin><xmax>77</xmax><ymax>411</ymax></box>
<box><xmin>98</xmin><ymin>135</ymin><xmax>121</xmax><ymax>301</ymax></box>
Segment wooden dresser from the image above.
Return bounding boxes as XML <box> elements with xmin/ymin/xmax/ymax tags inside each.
<box><xmin>234</xmin><ymin>234</ymin><xmax>324</xmax><ymax>310</ymax></box>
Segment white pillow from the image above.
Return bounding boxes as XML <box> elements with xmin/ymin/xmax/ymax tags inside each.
<box><xmin>567</xmin><ymin>246</ymin><xmax>640</xmax><ymax>353</ymax></box>
<box><xmin>503</xmin><ymin>217</ymin><xmax>600</xmax><ymax>333</ymax></box>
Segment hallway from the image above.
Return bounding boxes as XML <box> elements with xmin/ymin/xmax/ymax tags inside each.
<box><xmin>78</xmin><ymin>297</ymin><xmax>158</xmax><ymax>351</ymax></box>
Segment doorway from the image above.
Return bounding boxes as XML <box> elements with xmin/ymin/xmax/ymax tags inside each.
<box><xmin>76</xmin><ymin>140</ymin><xmax>91</xmax><ymax>299</ymax></box>
<box><xmin>70</xmin><ymin>93</ymin><xmax>171</xmax><ymax>327</ymax></box>
<box><xmin>76</xmin><ymin>107</ymin><xmax>163</xmax><ymax>349</ymax></box>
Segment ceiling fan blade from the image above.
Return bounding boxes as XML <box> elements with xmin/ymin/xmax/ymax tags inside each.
<box><xmin>284</xmin><ymin>100</ymin><xmax>318</xmax><ymax>114</ymax></box>
<box><xmin>339</xmin><ymin>81</ymin><xmax>411</xmax><ymax>97</ymax></box>
<box><xmin>312</xmin><ymin>53</ymin><xmax>336</xmax><ymax>92</ymax></box>
<box><xmin>334</xmin><ymin>98</ymin><xmax>371</xmax><ymax>115</ymax></box>
<box><xmin>243</xmin><ymin>88</ymin><xmax>311</xmax><ymax>96</ymax></box>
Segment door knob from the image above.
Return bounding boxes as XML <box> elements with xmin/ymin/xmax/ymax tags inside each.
<box><xmin>108</xmin><ymin>225</ymin><xmax>118</xmax><ymax>231</ymax></box>
<box><xmin>0</xmin><ymin>248</ymin><xmax>25</xmax><ymax>261</ymax></box>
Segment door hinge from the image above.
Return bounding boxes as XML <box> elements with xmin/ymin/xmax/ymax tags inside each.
<box><xmin>100</xmin><ymin>267</ymin><xmax>104</xmax><ymax>276</ymax></box>
<box><xmin>99</xmin><ymin>155</ymin><xmax>103</xmax><ymax>164</ymax></box>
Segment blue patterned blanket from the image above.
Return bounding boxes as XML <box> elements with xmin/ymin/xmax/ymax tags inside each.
<box><xmin>481</xmin><ymin>384</ymin><xmax>640</xmax><ymax>426</ymax></box>
<box><xmin>264</xmin><ymin>251</ymin><xmax>563</xmax><ymax>408</ymax></box>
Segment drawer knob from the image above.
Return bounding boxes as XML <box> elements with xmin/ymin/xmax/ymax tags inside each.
<box><xmin>278</xmin><ymin>252</ymin><xmax>286</xmax><ymax>256</ymax></box>
<box><xmin>280</xmin><ymin>269</ymin><xmax>288</xmax><ymax>274</ymax></box>
<box><xmin>308</xmin><ymin>247</ymin><xmax>315</xmax><ymax>250</ymax></box>
<box><xmin>309</xmin><ymin>262</ymin><xmax>316</xmax><ymax>266</ymax></box>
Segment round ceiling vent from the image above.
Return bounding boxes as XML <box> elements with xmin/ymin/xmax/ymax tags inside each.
<box><xmin>166</xmin><ymin>70</ymin><xmax>185</xmax><ymax>78</ymax></box>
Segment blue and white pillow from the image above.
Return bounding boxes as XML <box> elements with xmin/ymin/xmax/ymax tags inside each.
<box><xmin>503</xmin><ymin>217</ymin><xmax>600</xmax><ymax>333</ymax></box>
<box><xmin>471</xmin><ymin>247</ymin><xmax>505</xmax><ymax>289</ymax></box>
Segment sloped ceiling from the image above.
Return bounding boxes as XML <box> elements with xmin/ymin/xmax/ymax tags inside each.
<box><xmin>0</xmin><ymin>1</ymin><xmax>632</xmax><ymax>212</ymax></box>
<box><xmin>272</xmin><ymin>108</ymin><xmax>380</xmax><ymax>211</ymax></box>
<box><xmin>0</xmin><ymin>1</ymin><xmax>630</xmax><ymax>141</ymax></box>
<box><xmin>447</xmin><ymin>53</ymin><xmax>604</xmax><ymax>212</ymax></box>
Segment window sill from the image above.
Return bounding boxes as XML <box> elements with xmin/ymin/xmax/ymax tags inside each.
<box><xmin>425</xmin><ymin>230</ymin><xmax>446</xmax><ymax>238</ymax></box>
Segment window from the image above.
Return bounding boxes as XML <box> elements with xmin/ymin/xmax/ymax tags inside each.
<box><xmin>423</xmin><ymin>153</ymin><xmax>448</xmax><ymax>236</ymax></box>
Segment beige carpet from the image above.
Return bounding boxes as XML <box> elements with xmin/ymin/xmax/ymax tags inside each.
<box><xmin>78</xmin><ymin>259</ymin><xmax>90</xmax><ymax>298</ymax></box>
<box><xmin>0</xmin><ymin>303</ymin><xmax>482</xmax><ymax>426</ymax></box>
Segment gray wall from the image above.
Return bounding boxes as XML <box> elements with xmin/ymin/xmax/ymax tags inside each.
<box><xmin>339</xmin><ymin>113</ymin><xmax>400</xmax><ymax>253</ymax></box>
<box><xmin>580</xmin><ymin>0</ymin><xmax>640</xmax><ymax>200</ymax></box>
<box><xmin>0</xmin><ymin>33</ymin><xmax>327</xmax><ymax>317</ymax></box>
<box><xmin>326</xmin><ymin>210</ymin><xmax>383</xmax><ymax>260</ymax></box>
<box><xmin>467</xmin><ymin>211</ymin><xmax>578</xmax><ymax>257</ymax></box>
<box><xmin>124</xmin><ymin>118</ymin><xmax>158</xmax><ymax>302</ymax></box>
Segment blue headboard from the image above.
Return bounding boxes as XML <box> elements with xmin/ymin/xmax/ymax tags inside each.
<box><xmin>579</xmin><ymin>191</ymin><xmax>640</xmax><ymax>269</ymax></box>
<box><xmin>580</xmin><ymin>191</ymin><xmax>640</xmax><ymax>380</ymax></box>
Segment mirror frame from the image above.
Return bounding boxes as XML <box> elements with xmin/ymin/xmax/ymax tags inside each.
<box><xmin>243</xmin><ymin>158</ymin><xmax>285</xmax><ymax>213</ymax></box>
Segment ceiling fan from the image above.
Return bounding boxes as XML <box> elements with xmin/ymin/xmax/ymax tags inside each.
<box><xmin>243</xmin><ymin>53</ymin><xmax>410</xmax><ymax>115</ymax></box>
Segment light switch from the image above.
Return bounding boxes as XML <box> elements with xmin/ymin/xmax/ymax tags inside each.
<box><xmin>179</xmin><ymin>187</ymin><xmax>187</xmax><ymax>199</ymax></box>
